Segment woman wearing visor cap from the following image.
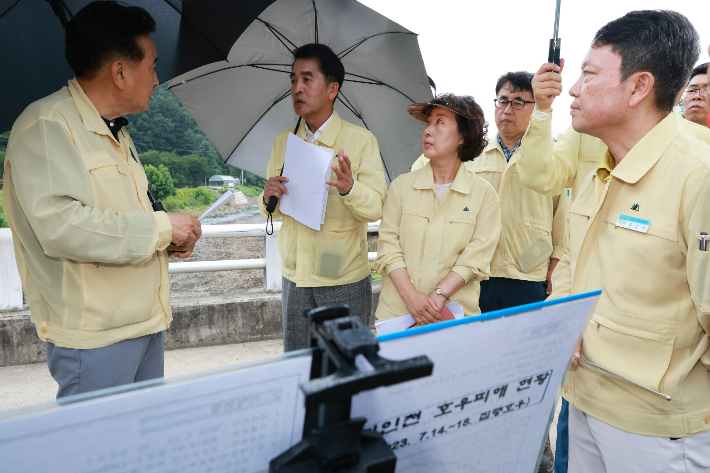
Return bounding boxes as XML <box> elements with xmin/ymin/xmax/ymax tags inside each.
<box><xmin>374</xmin><ymin>94</ymin><xmax>502</xmax><ymax>324</ymax></box>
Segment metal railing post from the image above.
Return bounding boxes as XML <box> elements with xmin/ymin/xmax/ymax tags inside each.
<box><xmin>264</xmin><ymin>227</ymin><xmax>282</xmax><ymax>293</ymax></box>
<box><xmin>0</xmin><ymin>229</ymin><xmax>23</xmax><ymax>310</ymax></box>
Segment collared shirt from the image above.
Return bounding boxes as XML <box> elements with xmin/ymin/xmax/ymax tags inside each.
<box><xmin>517</xmin><ymin>109</ymin><xmax>710</xmax><ymax>202</ymax></box>
<box><xmin>3</xmin><ymin>78</ymin><xmax>173</xmax><ymax>350</ymax></box>
<box><xmin>550</xmin><ymin>112</ymin><xmax>710</xmax><ymax>438</ymax></box>
<box><xmin>595</xmin><ymin>150</ymin><xmax>615</xmax><ymax>183</ymax></box>
<box><xmin>497</xmin><ymin>134</ymin><xmax>522</xmax><ymax>162</ymax></box>
<box><xmin>374</xmin><ymin>162</ymin><xmax>501</xmax><ymax>319</ymax></box>
<box><xmin>258</xmin><ymin>111</ymin><xmax>387</xmax><ymax>287</ymax></box>
<box><xmin>305</xmin><ymin>112</ymin><xmax>334</xmax><ymax>144</ymax></box>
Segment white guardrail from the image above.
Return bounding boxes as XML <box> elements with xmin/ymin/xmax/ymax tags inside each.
<box><xmin>168</xmin><ymin>221</ymin><xmax>381</xmax><ymax>292</ymax></box>
<box><xmin>0</xmin><ymin>222</ymin><xmax>381</xmax><ymax>307</ymax></box>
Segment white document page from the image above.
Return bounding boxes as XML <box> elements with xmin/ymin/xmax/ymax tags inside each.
<box><xmin>279</xmin><ymin>133</ymin><xmax>333</xmax><ymax>231</ymax></box>
<box><xmin>353</xmin><ymin>294</ymin><xmax>598</xmax><ymax>473</ymax></box>
<box><xmin>0</xmin><ymin>356</ymin><xmax>312</xmax><ymax>473</ymax></box>
<box><xmin>198</xmin><ymin>190</ymin><xmax>235</xmax><ymax>220</ymax></box>
<box><xmin>375</xmin><ymin>302</ymin><xmax>464</xmax><ymax>336</ymax></box>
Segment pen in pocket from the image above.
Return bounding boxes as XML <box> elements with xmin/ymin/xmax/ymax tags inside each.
<box><xmin>701</xmin><ymin>232</ymin><xmax>707</xmax><ymax>251</ymax></box>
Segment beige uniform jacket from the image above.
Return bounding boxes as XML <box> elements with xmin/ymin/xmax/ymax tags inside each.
<box><xmin>518</xmin><ymin>109</ymin><xmax>710</xmax><ymax>202</ymax></box>
<box><xmin>550</xmin><ymin>113</ymin><xmax>710</xmax><ymax>437</ymax></box>
<box><xmin>412</xmin><ymin>141</ymin><xmax>568</xmax><ymax>282</ymax></box>
<box><xmin>258</xmin><ymin>112</ymin><xmax>387</xmax><ymax>287</ymax></box>
<box><xmin>3</xmin><ymin>79</ymin><xmax>173</xmax><ymax>349</ymax></box>
<box><xmin>374</xmin><ymin>162</ymin><xmax>501</xmax><ymax>319</ymax></box>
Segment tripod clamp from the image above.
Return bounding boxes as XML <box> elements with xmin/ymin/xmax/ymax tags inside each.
<box><xmin>270</xmin><ymin>305</ymin><xmax>434</xmax><ymax>472</ymax></box>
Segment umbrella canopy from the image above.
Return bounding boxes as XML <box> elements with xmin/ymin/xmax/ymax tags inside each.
<box><xmin>0</xmin><ymin>0</ymin><xmax>277</xmax><ymax>133</ymax></box>
<box><xmin>168</xmin><ymin>0</ymin><xmax>433</xmax><ymax>181</ymax></box>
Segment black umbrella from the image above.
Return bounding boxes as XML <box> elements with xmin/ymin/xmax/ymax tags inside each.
<box><xmin>0</xmin><ymin>0</ymin><xmax>277</xmax><ymax>133</ymax></box>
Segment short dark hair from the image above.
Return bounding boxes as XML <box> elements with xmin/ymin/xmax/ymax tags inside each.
<box><xmin>425</xmin><ymin>94</ymin><xmax>488</xmax><ymax>162</ymax></box>
<box><xmin>292</xmin><ymin>43</ymin><xmax>345</xmax><ymax>92</ymax></box>
<box><xmin>65</xmin><ymin>1</ymin><xmax>156</xmax><ymax>79</ymax></box>
<box><xmin>592</xmin><ymin>10</ymin><xmax>700</xmax><ymax>112</ymax></box>
<box><xmin>690</xmin><ymin>62</ymin><xmax>709</xmax><ymax>82</ymax></box>
<box><xmin>495</xmin><ymin>71</ymin><xmax>534</xmax><ymax>97</ymax></box>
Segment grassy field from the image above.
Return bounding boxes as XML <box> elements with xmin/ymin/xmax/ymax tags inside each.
<box><xmin>234</xmin><ymin>184</ymin><xmax>263</xmax><ymax>197</ymax></box>
<box><xmin>163</xmin><ymin>187</ymin><xmax>219</xmax><ymax>216</ymax></box>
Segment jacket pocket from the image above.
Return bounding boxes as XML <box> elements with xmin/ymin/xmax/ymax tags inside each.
<box><xmin>584</xmin><ymin>308</ymin><xmax>677</xmax><ymax>391</ymax></box>
<box><xmin>277</xmin><ymin>220</ymin><xmax>297</xmax><ymax>270</ymax></box>
<box><xmin>691</xmin><ymin>243</ymin><xmax>710</xmax><ymax>313</ymax></box>
<box><xmin>81</xmin><ymin>152</ymin><xmax>131</xmax><ymax>211</ymax></box>
<box><xmin>79</xmin><ymin>257</ymin><xmax>158</xmax><ymax>331</ymax></box>
<box><xmin>444</xmin><ymin>214</ymin><xmax>477</xmax><ymax>255</ymax></box>
<box><xmin>315</xmin><ymin>220</ymin><xmax>363</xmax><ymax>278</ymax></box>
<box><xmin>512</xmin><ymin>215</ymin><xmax>553</xmax><ymax>274</ymax></box>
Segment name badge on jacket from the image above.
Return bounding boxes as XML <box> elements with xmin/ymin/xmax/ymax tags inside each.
<box><xmin>615</xmin><ymin>214</ymin><xmax>650</xmax><ymax>233</ymax></box>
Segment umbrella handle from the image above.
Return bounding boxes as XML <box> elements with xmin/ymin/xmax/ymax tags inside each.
<box><xmin>548</xmin><ymin>38</ymin><xmax>561</xmax><ymax>67</ymax></box>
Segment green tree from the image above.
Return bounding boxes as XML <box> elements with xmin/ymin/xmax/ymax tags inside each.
<box><xmin>144</xmin><ymin>164</ymin><xmax>176</xmax><ymax>200</ymax></box>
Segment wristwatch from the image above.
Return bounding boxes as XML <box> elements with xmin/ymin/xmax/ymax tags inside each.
<box><xmin>435</xmin><ymin>288</ymin><xmax>450</xmax><ymax>301</ymax></box>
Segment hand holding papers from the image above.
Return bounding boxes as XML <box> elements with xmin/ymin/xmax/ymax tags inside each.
<box><xmin>375</xmin><ymin>302</ymin><xmax>465</xmax><ymax>335</ymax></box>
<box><xmin>198</xmin><ymin>190</ymin><xmax>235</xmax><ymax>221</ymax></box>
<box><xmin>279</xmin><ymin>134</ymin><xmax>333</xmax><ymax>231</ymax></box>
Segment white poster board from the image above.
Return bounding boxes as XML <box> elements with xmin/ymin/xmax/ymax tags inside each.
<box><xmin>0</xmin><ymin>356</ymin><xmax>312</xmax><ymax>473</ymax></box>
<box><xmin>0</xmin><ymin>292</ymin><xmax>598</xmax><ymax>472</ymax></box>
<box><xmin>352</xmin><ymin>292</ymin><xmax>599</xmax><ymax>472</ymax></box>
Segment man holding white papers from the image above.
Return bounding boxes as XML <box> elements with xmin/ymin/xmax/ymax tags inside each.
<box><xmin>258</xmin><ymin>44</ymin><xmax>387</xmax><ymax>351</ymax></box>
<box><xmin>549</xmin><ymin>11</ymin><xmax>710</xmax><ymax>470</ymax></box>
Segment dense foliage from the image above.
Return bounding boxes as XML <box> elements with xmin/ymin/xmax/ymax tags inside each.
<box><xmin>0</xmin><ymin>192</ymin><xmax>7</xmax><ymax>228</ymax></box>
<box><xmin>128</xmin><ymin>84</ymin><xmax>265</xmax><ymax>188</ymax></box>
<box><xmin>143</xmin><ymin>164</ymin><xmax>176</xmax><ymax>201</ymax></box>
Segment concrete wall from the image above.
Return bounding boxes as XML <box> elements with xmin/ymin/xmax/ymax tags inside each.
<box><xmin>0</xmin><ymin>283</ymin><xmax>381</xmax><ymax>367</ymax></box>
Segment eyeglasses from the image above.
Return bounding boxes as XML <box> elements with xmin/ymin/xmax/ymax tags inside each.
<box><xmin>494</xmin><ymin>98</ymin><xmax>535</xmax><ymax>110</ymax></box>
<box><xmin>684</xmin><ymin>86</ymin><xmax>707</xmax><ymax>97</ymax></box>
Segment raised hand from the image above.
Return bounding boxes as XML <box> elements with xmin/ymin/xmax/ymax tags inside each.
<box><xmin>326</xmin><ymin>149</ymin><xmax>355</xmax><ymax>195</ymax></box>
<box><xmin>532</xmin><ymin>59</ymin><xmax>565</xmax><ymax>113</ymax></box>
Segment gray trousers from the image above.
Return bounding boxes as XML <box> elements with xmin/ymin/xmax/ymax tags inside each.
<box><xmin>45</xmin><ymin>331</ymin><xmax>164</xmax><ymax>399</ymax></box>
<box><xmin>281</xmin><ymin>276</ymin><xmax>372</xmax><ymax>352</ymax></box>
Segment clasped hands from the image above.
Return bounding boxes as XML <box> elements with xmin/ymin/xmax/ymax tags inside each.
<box><xmin>167</xmin><ymin>213</ymin><xmax>202</xmax><ymax>259</ymax></box>
<box><xmin>263</xmin><ymin>149</ymin><xmax>354</xmax><ymax>202</ymax></box>
<box><xmin>403</xmin><ymin>287</ymin><xmax>448</xmax><ymax>327</ymax></box>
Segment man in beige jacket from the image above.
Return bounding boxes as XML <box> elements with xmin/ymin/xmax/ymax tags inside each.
<box><xmin>549</xmin><ymin>11</ymin><xmax>710</xmax><ymax>471</ymax></box>
<box><xmin>3</xmin><ymin>2</ymin><xmax>201</xmax><ymax>398</ymax></box>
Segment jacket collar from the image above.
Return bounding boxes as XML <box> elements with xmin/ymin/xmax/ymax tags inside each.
<box><xmin>413</xmin><ymin>161</ymin><xmax>472</xmax><ymax>195</ymax></box>
<box><xmin>482</xmin><ymin>137</ymin><xmax>521</xmax><ymax>169</ymax></box>
<box><xmin>67</xmin><ymin>78</ymin><xmax>113</xmax><ymax>138</ymax></box>
<box><xmin>610</xmin><ymin>112</ymin><xmax>678</xmax><ymax>184</ymax></box>
<box><xmin>296</xmin><ymin>110</ymin><xmax>342</xmax><ymax>147</ymax></box>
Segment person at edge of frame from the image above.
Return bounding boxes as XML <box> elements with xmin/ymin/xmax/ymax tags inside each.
<box><xmin>2</xmin><ymin>2</ymin><xmax>201</xmax><ymax>399</ymax></box>
<box><xmin>515</xmin><ymin>25</ymin><xmax>710</xmax><ymax>473</ymax></box>
<box><xmin>549</xmin><ymin>10</ymin><xmax>710</xmax><ymax>472</ymax></box>
<box><xmin>683</xmin><ymin>62</ymin><xmax>710</xmax><ymax>129</ymax></box>
<box><xmin>258</xmin><ymin>43</ymin><xmax>387</xmax><ymax>352</ymax></box>
<box><xmin>373</xmin><ymin>94</ymin><xmax>501</xmax><ymax>324</ymax></box>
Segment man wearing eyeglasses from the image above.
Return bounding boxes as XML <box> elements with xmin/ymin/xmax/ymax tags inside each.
<box><xmin>683</xmin><ymin>62</ymin><xmax>709</xmax><ymax>128</ymax></box>
<box><xmin>412</xmin><ymin>72</ymin><xmax>568</xmax><ymax>313</ymax></box>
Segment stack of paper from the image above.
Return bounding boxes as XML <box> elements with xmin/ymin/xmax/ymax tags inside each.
<box><xmin>279</xmin><ymin>134</ymin><xmax>333</xmax><ymax>231</ymax></box>
<box><xmin>375</xmin><ymin>301</ymin><xmax>465</xmax><ymax>335</ymax></box>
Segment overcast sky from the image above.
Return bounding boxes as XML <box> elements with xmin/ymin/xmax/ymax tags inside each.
<box><xmin>359</xmin><ymin>0</ymin><xmax>710</xmax><ymax>137</ymax></box>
